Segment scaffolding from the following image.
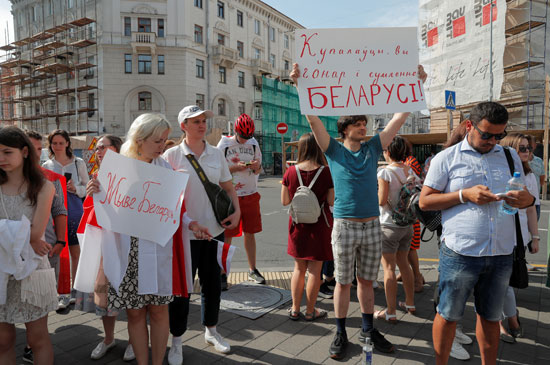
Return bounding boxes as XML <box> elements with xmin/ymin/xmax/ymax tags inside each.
<box><xmin>0</xmin><ymin>0</ymin><xmax>99</xmax><ymax>135</ymax></box>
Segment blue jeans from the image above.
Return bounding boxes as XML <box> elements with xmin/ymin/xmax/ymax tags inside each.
<box><xmin>437</xmin><ymin>243</ymin><xmax>513</xmax><ymax>322</ymax></box>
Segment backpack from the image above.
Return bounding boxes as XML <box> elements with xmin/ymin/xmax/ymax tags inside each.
<box><xmin>410</xmin><ymin>192</ymin><xmax>442</xmax><ymax>241</ymax></box>
<box><xmin>289</xmin><ymin>165</ymin><xmax>327</xmax><ymax>224</ymax></box>
<box><xmin>386</xmin><ymin>167</ymin><xmax>422</xmax><ymax>226</ymax></box>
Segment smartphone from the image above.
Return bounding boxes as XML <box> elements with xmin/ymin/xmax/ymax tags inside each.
<box><xmin>64</xmin><ymin>172</ymin><xmax>72</xmax><ymax>181</ymax></box>
<box><xmin>244</xmin><ymin>161</ymin><xmax>253</xmax><ymax>166</ymax></box>
<box><xmin>496</xmin><ymin>192</ymin><xmax>517</xmax><ymax>199</ymax></box>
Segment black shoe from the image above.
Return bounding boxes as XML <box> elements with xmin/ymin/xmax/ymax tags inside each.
<box><xmin>352</xmin><ymin>277</ymin><xmax>357</xmax><ymax>287</ymax></box>
<box><xmin>325</xmin><ymin>278</ymin><xmax>336</xmax><ymax>290</ymax></box>
<box><xmin>221</xmin><ymin>273</ymin><xmax>228</xmax><ymax>291</ymax></box>
<box><xmin>23</xmin><ymin>347</ymin><xmax>33</xmax><ymax>364</ymax></box>
<box><xmin>359</xmin><ymin>328</ymin><xmax>394</xmax><ymax>353</ymax></box>
<box><xmin>329</xmin><ymin>331</ymin><xmax>348</xmax><ymax>359</ymax></box>
<box><xmin>318</xmin><ymin>282</ymin><xmax>334</xmax><ymax>299</ymax></box>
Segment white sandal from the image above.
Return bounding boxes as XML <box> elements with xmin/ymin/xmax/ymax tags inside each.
<box><xmin>374</xmin><ymin>309</ymin><xmax>397</xmax><ymax>323</ymax></box>
<box><xmin>399</xmin><ymin>301</ymin><xmax>416</xmax><ymax>314</ymax></box>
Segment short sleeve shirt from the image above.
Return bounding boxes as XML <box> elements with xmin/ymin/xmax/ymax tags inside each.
<box><xmin>377</xmin><ymin>165</ymin><xmax>419</xmax><ymax>227</ymax></box>
<box><xmin>324</xmin><ymin>134</ymin><xmax>383</xmax><ymax>219</ymax></box>
<box><xmin>216</xmin><ymin>136</ymin><xmax>262</xmax><ymax>196</ymax></box>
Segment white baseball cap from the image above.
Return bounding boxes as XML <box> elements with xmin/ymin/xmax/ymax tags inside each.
<box><xmin>177</xmin><ymin>105</ymin><xmax>214</xmax><ymax>124</ymax></box>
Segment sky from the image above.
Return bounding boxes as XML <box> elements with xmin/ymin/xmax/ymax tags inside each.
<box><xmin>0</xmin><ymin>0</ymin><xmax>419</xmax><ymax>45</ymax></box>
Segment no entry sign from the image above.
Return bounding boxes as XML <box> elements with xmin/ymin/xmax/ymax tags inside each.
<box><xmin>277</xmin><ymin>122</ymin><xmax>288</xmax><ymax>135</ymax></box>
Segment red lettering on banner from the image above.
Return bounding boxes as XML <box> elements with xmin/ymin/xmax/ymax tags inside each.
<box><xmin>346</xmin><ymin>86</ymin><xmax>358</xmax><ymax>107</ymax></box>
<box><xmin>409</xmin><ymin>83</ymin><xmax>419</xmax><ymax>102</ymax></box>
<box><xmin>397</xmin><ymin>84</ymin><xmax>408</xmax><ymax>103</ymax></box>
<box><xmin>299</xmin><ymin>33</ymin><xmax>318</xmax><ymax>58</ymax></box>
<box><xmin>138</xmin><ymin>181</ymin><xmax>174</xmax><ymax>223</ymax></box>
<box><xmin>358</xmin><ymin>86</ymin><xmax>370</xmax><ymax>106</ymax></box>
<box><xmin>383</xmin><ymin>84</ymin><xmax>394</xmax><ymax>104</ymax></box>
<box><xmin>370</xmin><ymin>84</ymin><xmax>381</xmax><ymax>106</ymax></box>
<box><xmin>330</xmin><ymin>86</ymin><xmax>344</xmax><ymax>108</ymax></box>
<box><xmin>307</xmin><ymin>87</ymin><xmax>328</xmax><ymax>109</ymax></box>
<box><xmin>99</xmin><ymin>173</ymin><xmax>135</xmax><ymax>209</ymax></box>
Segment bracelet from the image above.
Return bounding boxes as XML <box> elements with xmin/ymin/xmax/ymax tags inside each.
<box><xmin>458</xmin><ymin>189</ymin><xmax>466</xmax><ymax>204</ymax></box>
<box><xmin>531</xmin><ymin>235</ymin><xmax>540</xmax><ymax>240</ymax></box>
<box><xmin>527</xmin><ymin>195</ymin><xmax>536</xmax><ymax>207</ymax></box>
<box><xmin>55</xmin><ymin>240</ymin><xmax>66</xmax><ymax>245</ymax></box>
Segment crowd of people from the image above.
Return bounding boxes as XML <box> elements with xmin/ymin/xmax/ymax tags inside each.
<box><xmin>0</xmin><ymin>61</ymin><xmax>545</xmax><ymax>365</ymax></box>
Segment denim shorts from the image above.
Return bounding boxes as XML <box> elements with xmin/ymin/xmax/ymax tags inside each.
<box><xmin>437</xmin><ymin>243</ymin><xmax>513</xmax><ymax>322</ymax></box>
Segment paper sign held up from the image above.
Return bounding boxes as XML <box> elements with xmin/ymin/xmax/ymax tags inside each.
<box><xmin>295</xmin><ymin>28</ymin><xmax>426</xmax><ymax>116</ymax></box>
<box><xmin>93</xmin><ymin>150</ymin><xmax>189</xmax><ymax>246</ymax></box>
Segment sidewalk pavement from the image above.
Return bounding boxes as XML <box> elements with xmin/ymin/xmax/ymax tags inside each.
<box><xmin>14</xmin><ymin>266</ymin><xmax>550</xmax><ymax>364</ymax></box>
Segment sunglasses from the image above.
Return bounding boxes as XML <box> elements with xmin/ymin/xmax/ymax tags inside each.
<box><xmin>95</xmin><ymin>145</ymin><xmax>112</xmax><ymax>152</ymax></box>
<box><xmin>471</xmin><ymin>122</ymin><xmax>507</xmax><ymax>141</ymax></box>
<box><xmin>518</xmin><ymin>146</ymin><xmax>533</xmax><ymax>153</ymax></box>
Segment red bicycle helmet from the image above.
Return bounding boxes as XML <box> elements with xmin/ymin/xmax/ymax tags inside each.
<box><xmin>235</xmin><ymin>113</ymin><xmax>255</xmax><ymax>139</ymax></box>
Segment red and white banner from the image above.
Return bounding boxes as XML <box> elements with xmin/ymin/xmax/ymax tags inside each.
<box><xmin>419</xmin><ymin>0</ymin><xmax>507</xmax><ymax>108</ymax></box>
<box><xmin>295</xmin><ymin>27</ymin><xmax>426</xmax><ymax>115</ymax></box>
<box><xmin>216</xmin><ymin>240</ymin><xmax>236</xmax><ymax>274</ymax></box>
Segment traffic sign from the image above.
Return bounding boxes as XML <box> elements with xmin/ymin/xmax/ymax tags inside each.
<box><xmin>276</xmin><ymin>122</ymin><xmax>288</xmax><ymax>135</ymax></box>
<box><xmin>445</xmin><ymin>90</ymin><xmax>456</xmax><ymax>110</ymax></box>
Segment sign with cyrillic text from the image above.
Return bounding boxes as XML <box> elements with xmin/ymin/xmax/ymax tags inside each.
<box><xmin>295</xmin><ymin>27</ymin><xmax>426</xmax><ymax>116</ymax></box>
<box><xmin>93</xmin><ymin>150</ymin><xmax>189</xmax><ymax>246</ymax></box>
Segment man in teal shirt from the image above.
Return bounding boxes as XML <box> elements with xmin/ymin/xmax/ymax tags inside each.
<box><xmin>291</xmin><ymin>63</ymin><xmax>427</xmax><ymax>359</ymax></box>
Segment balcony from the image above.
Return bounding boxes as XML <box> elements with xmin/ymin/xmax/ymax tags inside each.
<box><xmin>131</xmin><ymin>32</ymin><xmax>157</xmax><ymax>55</ymax></box>
<box><xmin>251</xmin><ymin>58</ymin><xmax>272</xmax><ymax>75</ymax></box>
<box><xmin>212</xmin><ymin>45</ymin><xmax>239</xmax><ymax>68</ymax></box>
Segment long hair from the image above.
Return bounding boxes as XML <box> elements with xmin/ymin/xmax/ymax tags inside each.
<box><xmin>0</xmin><ymin>127</ymin><xmax>45</xmax><ymax>206</ymax></box>
<box><xmin>296</xmin><ymin>132</ymin><xmax>327</xmax><ymax>166</ymax></box>
<box><xmin>48</xmin><ymin>129</ymin><xmax>73</xmax><ymax>158</ymax></box>
<box><xmin>499</xmin><ymin>133</ymin><xmax>532</xmax><ymax>175</ymax></box>
<box><xmin>100</xmin><ymin>134</ymin><xmax>123</xmax><ymax>153</ymax></box>
<box><xmin>121</xmin><ymin>113</ymin><xmax>171</xmax><ymax>159</ymax></box>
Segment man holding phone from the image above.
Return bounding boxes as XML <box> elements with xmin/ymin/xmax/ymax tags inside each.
<box><xmin>216</xmin><ymin>114</ymin><xmax>265</xmax><ymax>286</ymax></box>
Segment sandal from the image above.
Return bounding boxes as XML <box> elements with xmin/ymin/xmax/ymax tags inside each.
<box><xmin>304</xmin><ymin>309</ymin><xmax>328</xmax><ymax>321</ymax></box>
<box><xmin>288</xmin><ymin>308</ymin><xmax>301</xmax><ymax>321</ymax></box>
<box><xmin>399</xmin><ymin>301</ymin><xmax>416</xmax><ymax>314</ymax></box>
<box><xmin>374</xmin><ymin>309</ymin><xmax>397</xmax><ymax>323</ymax></box>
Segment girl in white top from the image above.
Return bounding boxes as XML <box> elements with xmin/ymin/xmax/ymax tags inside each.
<box><xmin>376</xmin><ymin>135</ymin><xmax>418</xmax><ymax>322</ymax></box>
<box><xmin>43</xmin><ymin>129</ymin><xmax>89</xmax><ymax>296</ymax></box>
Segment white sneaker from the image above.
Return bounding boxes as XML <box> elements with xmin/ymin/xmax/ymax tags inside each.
<box><xmin>450</xmin><ymin>340</ymin><xmax>470</xmax><ymax>361</ymax></box>
<box><xmin>90</xmin><ymin>340</ymin><xmax>116</xmax><ymax>360</ymax></box>
<box><xmin>455</xmin><ymin>326</ymin><xmax>473</xmax><ymax>345</ymax></box>
<box><xmin>123</xmin><ymin>344</ymin><xmax>135</xmax><ymax>362</ymax></box>
<box><xmin>57</xmin><ymin>295</ymin><xmax>70</xmax><ymax>310</ymax></box>
<box><xmin>167</xmin><ymin>344</ymin><xmax>183</xmax><ymax>365</ymax></box>
<box><xmin>205</xmin><ymin>332</ymin><xmax>230</xmax><ymax>354</ymax></box>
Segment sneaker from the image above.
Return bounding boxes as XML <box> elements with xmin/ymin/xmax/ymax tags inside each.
<box><xmin>329</xmin><ymin>331</ymin><xmax>348</xmax><ymax>359</ymax></box>
<box><xmin>205</xmin><ymin>332</ymin><xmax>231</xmax><ymax>354</ymax></box>
<box><xmin>221</xmin><ymin>273</ymin><xmax>228</xmax><ymax>291</ymax></box>
<box><xmin>167</xmin><ymin>344</ymin><xmax>183</xmax><ymax>365</ymax></box>
<box><xmin>69</xmin><ymin>289</ymin><xmax>76</xmax><ymax>305</ymax></box>
<box><xmin>325</xmin><ymin>278</ymin><xmax>336</xmax><ymax>290</ymax></box>
<box><xmin>359</xmin><ymin>328</ymin><xmax>395</xmax><ymax>353</ymax></box>
<box><xmin>90</xmin><ymin>340</ymin><xmax>116</xmax><ymax>360</ymax></box>
<box><xmin>57</xmin><ymin>295</ymin><xmax>70</xmax><ymax>310</ymax></box>
<box><xmin>248</xmin><ymin>268</ymin><xmax>266</xmax><ymax>284</ymax></box>
<box><xmin>318</xmin><ymin>282</ymin><xmax>334</xmax><ymax>299</ymax></box>
<box><xmin>22</xmin><ymin>347</ymin><xmax>33</xmax><ymax>364</ymax></box>
<box><xmin>450</xmin><ymin>339</ymin><xmax>470</xmax><ymax>360</ymax></box>
<box><xmin>455</xmin><ymin>326</ymin><xmax>472</xmax><ymax>345</ymax></box>
<box><xmin>123</xmin><ymin>344</ymin><xmax>135</xmax><ymax>361</ymax></box>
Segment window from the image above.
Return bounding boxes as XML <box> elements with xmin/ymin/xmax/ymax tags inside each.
<box><xmin>254</xmin><ymin>19</ymin><xmax>261</xmax><ymax>35</ymax></box>
<box><xmin>32</xmin><ymin>6</ymin><xmax>38</xmax><ymax>22</ymax></box>
<box><xmin>69</xmin><ymin>96</ymin><xmax>76</xmax><ymax>110</ymax></box>
<box><xmin>196</xmin><ymin>94</ymin><xmax>205</xmax><ymax>110</ymax></box>
<box><xmin>86</xmin><ymin>56</ymin><xmax>95</xmax><ymax>77</ymax></box>
<box><xmin>269</xmin><ymin>53</ymin><xmax>276</xmax><ymax>68</ymax></box>
<box><xmin>238</xmin><ymin>71</ymin><xmax>245</xmax><ymax>88</ymax></box>
<box><xmin>254</xmin><ymin>47</ymin><xmax>261</xmax><ymax>59</ymax></box>
<box><xmin>284</xmin><ymin>34</ymin><xmax>289</xmax><ymax>49</ymax></box>
<box><xmin>238</xmin><ymin>102</ymin><xmax>245</xmax><ymax>116</ymax></box>
<box><xmin>219</xmin><ymin>66</ymin><xmax>226</xmax><ymax>84</ymax></box>
<box><xmin>269</xmin><ymin>27</ymin><xmax>275</xmax><ymax>42</ymax></box>
<box><xmin>88</xmin><ymin>93</ymin><xmax>95</xmax><ymax>109</ymax></box>
<box><xmin>217</xmin><ymin>34</ymin><xmax>225</xmax><ymax>46</ymax></box>
<box><xmin>218</xmin><ymin>98</ymin><xmax>226</xmax><ymax>116</ymax></box>
<box><xmin>194</xmin><ymin>25</ymin><xmax>203</xmax><ymax>44</ymax></box>
<box><xmin>124</xmin><ymin>54</ymin><xmax>132</xmax><ymax>73</ymax></box>
<box><xmin>254</xmin><ymin>104</ymin><xmax>262</xmax><ymax>119</ymax></box>
<box><xmin>158</xmin><ymin>55</ymin><xmax>165</xmax><ymax>74</ymax></box>
<box><xmin>237</xmin><ymin>41</ymin><xmax>244</xmax><ymax>58</ymax></box>
<box><xmin>138</xmin><ymin>54</ymin><xmax>152</xmax><ymax>74</ymax></box>
<box><xmin>48</xmin><ymin>100</ymin><xmax>56</xmax><ymax>114</ymax></box>
<box><xmin>46</xmin><ymin>0</ymin><xmax>52</xmax><ymax>16</ymax></box>
<box><xmin>284</xmin><ymin>60</ymin><xmax>289</xmax><ymax>71</ymax></box>
<box><xmin>194</xmin><ymin>0</ymin><xmax>203</xmax><ymax>8</ymax></box>
<box><xmin>196</xmin><ymin>59</ymin><xmax>204</xmax><ymax>78</ymax></box>
<box><xmin>124</xmin><ymin>17</ymin><xmax>131</xmax><ymax>36</ymax></box>
<box><xmin>237</xmin><ymin>10</ymin><xmax>243</xmax><ymax>27</ymax></box>
<box><xmin>158</xmin><ymin>19</ymin><xmax>165</xmax><ymax>37</ymax></box>
<box><xmin>138</xmin><ymin>92</ymin><xmax>152</xmax><ymax>111</ymax></box>
<box><xmin>35</xmin><ymin>103</ymin><xmax>40</xmax><ymax>115</ymax></box>
<box><xmin>138</xmin><ymin>18</ymin><xmax>151</xmax><ymax>33</ymax></box>
<box><xmin>68</xmin><ymin>0</ymin><xmax>74</xmax><ymax>8</ymax></box>
<box><xmin>217</xmin><ymin>1</ymin><xmax>225</xmax><ymax>19</ymax></box>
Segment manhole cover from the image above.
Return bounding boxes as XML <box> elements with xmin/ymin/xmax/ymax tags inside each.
<box><xmin>221</xmin><ymin>284</ymin><xmax>284</xmax><ymax>310</ymax></box>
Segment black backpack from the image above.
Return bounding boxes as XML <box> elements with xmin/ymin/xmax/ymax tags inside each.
<box><xmin>410</xmin><ymin>192</ymin><xmax>442</xmax><ymax>242</ymax></box>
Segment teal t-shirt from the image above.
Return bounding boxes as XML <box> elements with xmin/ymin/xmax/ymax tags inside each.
<box><xmin>324</xmin><ymin>135</ymin><xmax>383</xmax><ymax>219</ymax></box>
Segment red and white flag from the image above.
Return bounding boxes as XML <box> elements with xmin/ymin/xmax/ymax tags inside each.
<box><xmin>216</xmin><ymin>240</ymin><xmax>236</xmax><ymax>274</ymax></box>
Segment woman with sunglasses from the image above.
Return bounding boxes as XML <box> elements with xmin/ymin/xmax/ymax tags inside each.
<box><xmin>499</xmin><ymin>133</ymin><xmax>540</xmax><ymax>343</ymax></box>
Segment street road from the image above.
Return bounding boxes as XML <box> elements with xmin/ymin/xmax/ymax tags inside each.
<box><xmin>229</xmin><ymin>176</ymin><xmax>549</xmax><ymax>271</ymax></box>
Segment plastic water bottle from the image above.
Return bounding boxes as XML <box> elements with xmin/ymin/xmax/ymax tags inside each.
<box><xmin>500</xmin><ymin>172</ymin><xmax>524</xmax><ymax>215</ymax></box>
<box><xmin>363</xmin><ymin>338</ymin><xmax>373</xmax><ymax>365</ymax></box>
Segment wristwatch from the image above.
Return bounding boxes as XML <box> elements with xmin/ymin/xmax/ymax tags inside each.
<box><xmin>55</xmin><ymin>240</ymin><xmax>66</xmax><ymax>246</ymax></box>
<box><xmin>527</xmin><ymin>195</ymin><xmax>536</xmax><ymax>207</ymax></box>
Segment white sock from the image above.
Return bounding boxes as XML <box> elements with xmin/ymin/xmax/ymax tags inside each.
<box><xmin>205</xmin><ymin>326</ymin><xmax>217</xmax><ymax>337</ymax></box>
<box><xmin>172</xmin><ymin>336</ymin><xmax>182</xmax><ymax>347</ymax></box>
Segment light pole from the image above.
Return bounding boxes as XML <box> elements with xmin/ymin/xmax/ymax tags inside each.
<box><xmin>489</xmin><ymin>1</ymin><xmax>494</xmax><ymax>101</ymax></box>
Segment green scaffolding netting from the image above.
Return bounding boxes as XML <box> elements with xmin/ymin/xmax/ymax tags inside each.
<box><xmin>259</xmin><ymin>76</ymin><xmax>339</xmax><ymax>169</ymax></box>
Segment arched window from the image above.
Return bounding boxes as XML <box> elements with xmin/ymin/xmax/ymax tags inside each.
<box><xmin>217</xmin><ymin>98</ymin><xmax>226</xmax><ymax>116</ymax></box>
<box><xmin>139</xmin><ymin>92</ymin><xmax>152</xmax><ymax>110</ymax></box>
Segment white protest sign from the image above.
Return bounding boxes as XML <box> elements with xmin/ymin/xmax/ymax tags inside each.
<box><xmin>295</xmin><ymin>28</ymin><xmax>426</xmax><ymax>116</ymax></box>
<box><xmin>93</xmin><ymin>150</ymin><xmax>189</xmax><ymax>246</ymax></box>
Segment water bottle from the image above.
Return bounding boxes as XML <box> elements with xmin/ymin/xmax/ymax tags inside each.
<box><xmin>500</xmin><ymin>172</ymin><xmax>524</xmax><ymax>215</ymax></box>
<box><xmin>363</xmin><ymin>338</ymin><xmax>373</xmax><ymax>365</ymax></box>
